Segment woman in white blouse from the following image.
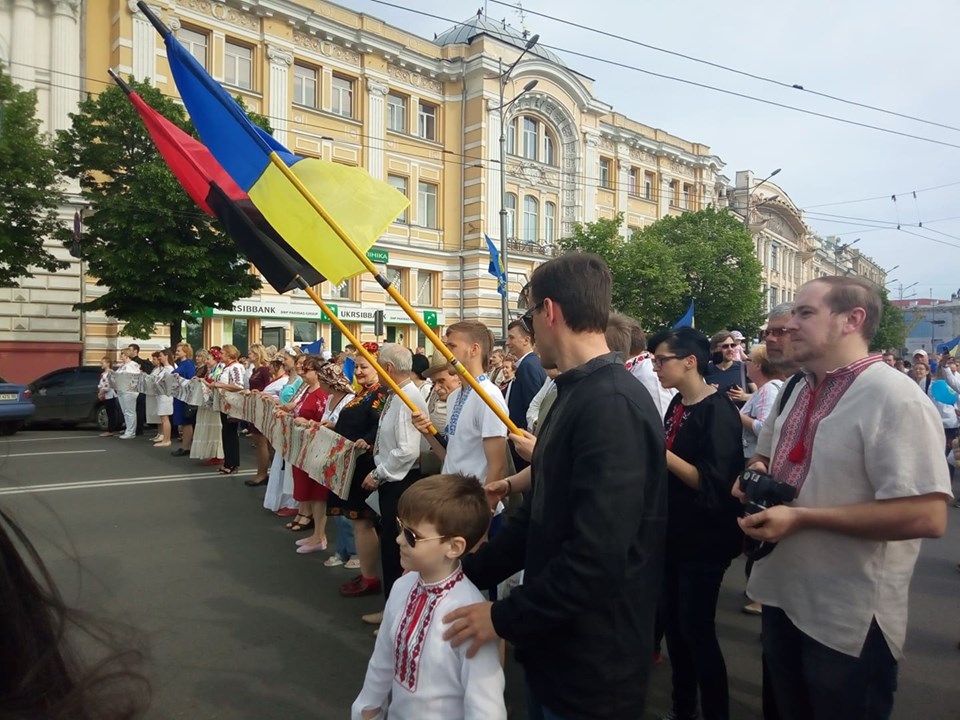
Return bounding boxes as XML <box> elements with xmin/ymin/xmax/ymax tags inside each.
<box><xmin>114</xmin><ymin>348</ymin><xmax>141</xmax><ymax>440</ymax></box>
<box><xmin>211</xmin><ymin>344</ymin><xmax>246</xmax><ymax>474</ymax></box>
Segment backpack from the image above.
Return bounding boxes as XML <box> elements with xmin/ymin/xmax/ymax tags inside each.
<box><xmin>777</xmin><ymin>372</ymin><xmax>805</xmax><ymax>414</ymax></box>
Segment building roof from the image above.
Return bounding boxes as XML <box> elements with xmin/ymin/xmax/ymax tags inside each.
<box><xmin>434</xmin><ymin>13</ymin><xmax>567</xmax><ymax>68</ymax></box>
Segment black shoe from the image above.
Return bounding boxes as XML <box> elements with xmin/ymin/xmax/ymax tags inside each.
<box><xmin>243</xmin><ymin>477</ymin><xmax>269</xmax><ymax>487</ymax></box>
<box><xmin>170</xmin><ymin>448</ymin><xmax>190</xmax><ymax>457</ymax></box>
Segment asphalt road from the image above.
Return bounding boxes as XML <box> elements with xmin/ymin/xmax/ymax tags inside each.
<box><xmin>2</xmin><ymin>428</ymin><xmax>959</xmax><ymax>720</ymax></box>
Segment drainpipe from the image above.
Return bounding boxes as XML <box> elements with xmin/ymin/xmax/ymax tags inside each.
<box><xmin>458</xmin><ymin>67</ymin><xmax>467</xmax><ymax>321</ymax></box>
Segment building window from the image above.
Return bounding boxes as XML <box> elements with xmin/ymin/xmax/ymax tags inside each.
<box><xmin>506</xmin><ymin>118</ymin><xmax>517</xmax><ymax>155</ymax></box>
<box><xmin>523</xmin><ymin>196</ymin><xmax>539</xmax><ymax>244</ymax></box>
<box><xmin>543</xmin><ymin>132</ymin><xmax>556</xmax><ymax>166</ymax></box>
<box><xmin>770</xmin><ymin>243</ymin><xmax>780</xmax><ymax>273</ymax></box>
<box><xmin>670</xmin><ymin>180</ymin><xmax>680</xmax><ymax>207</ymax></box>
<box><xmin>628</xmin><ymin>168</ymin><xmax>639</xmax><ymax>197</ymax></box>
<box><xmin>178</xmin><ymin>27</ymin><xmax>208</xmax><ymax>68</ymax></box>
<box><xmin>418</xmin><ymin>102</ymin><xmax>437</xmax><ymax>141</ymax></box>
<box><xmin>599</xmin><ymin>158</ymin><xmax>612</xmax><ymax>189</ymax></box>
<box><xmin>333</xmin><ymin>279</ymin><xmax>351</xmax><ymax>300</ymax></box>
<box><xmin>387</xmin><ymin>175</ymin><xmax>408</xmax><ymax>223</ymax></box>
<box><xmin>387</xmin><ymin>93</ymin><xmax>406</xmax><ymax>132</ymax></box>
<box><xmin>769</xmin><ymin>286</ymin><xmax>779</xmax><ymax>308</ymax></box>
<box><xmin>522</xmin><ymin>117</ymin><xmax>538</xmax><ymax>160</ymax></box>
<box><xmin>224</xmin><ymin>41</ymin><xmax>252</xmax><ymax>90</ymax></box>
<box><xmin>416</xmin><ymin>272</ymin><xmax>435</xmax><ymax>306</ymax></box>
<box><xmin>545</xmin><ymin>201</ymin><xmax>556</xmax><ymax>245</ymax></box>
<box><xmin>385</xmin><ymin>266</ymin><xmax>404</xmax><ymax>296</ymax></box>
<box><xmin>644</xmin><ymin>171</ymin><xmax>655</xmax><ymax>200</ymax></box>
<box><xmin>293</xmin><ymin>64</ymin><xmax>318</xmax><ymax>108</ymax></box>
<box><xmin>294</xmin><ymin>320</ymin><xmax>318</xmax><ymax>343</ymax></box>
<box><xmin>505</xmin><ymin>193</ymin><xmax>517</xmax><ymax>239</ymax></box>
<box><xmin>417</xmin><ymin>181</ymin><xmax>438</xmax><ymax>229</ymax></box>
<box><xmin>331</xmin><ymin>76</ymin><xmax>354</xmax><ymax>118</ymax></box>
<box><xmin>682</xmin><ymin>183</ymin><xmax>692</xmax><ymax>209</ymax></box>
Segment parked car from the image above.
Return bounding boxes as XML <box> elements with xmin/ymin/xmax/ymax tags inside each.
<box><xmin>25</xmin><ymin>366</ymin><xmax>108</xmax><ymax>431</ymax></box>
<box><xmin>0</xmin><ymin>375</ymin><xmax>36</xmax><ymax>435</ymax></box>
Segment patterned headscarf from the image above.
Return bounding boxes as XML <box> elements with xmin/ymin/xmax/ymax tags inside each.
<box><xmin>362</xmin><ymin>341</ymin><xmax>379</xmax><ymax>355</ymax></box>
<box><xmin>317</xmin><ymin>362</ymin><xmax>353</xmax><ymax>393</ymax></box>
<box><xmin>209</xmin><ymin>346</ymin><xmax>223</xmax><ymax>362</ymax></box>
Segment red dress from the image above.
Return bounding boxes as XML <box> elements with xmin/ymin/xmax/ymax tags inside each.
<box><xmin>292</xmin><ymin>387</ymin><xmax>330</xmax><ymax>502</ymax></box>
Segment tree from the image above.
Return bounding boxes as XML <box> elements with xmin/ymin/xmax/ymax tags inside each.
<box><xmin>56</xmin><ymin>79</ymin><xmax>266</xmax><ymax>342</ymax></box>
<box><xmin>0</xmin><ymin>63</ymin><xmax>68</xmax><ymax>287</ymax></box>
<box><xmin>871</xmin><ymin>287</ymin><xmax>906</xmax><ymax>353</ymax></box>
<box><xmin>558</xmin><ymin>209</ymin><xmax>765</xmax><ymax>334</ymax></box>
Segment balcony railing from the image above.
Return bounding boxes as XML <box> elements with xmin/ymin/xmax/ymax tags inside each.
<box><xmin>505</xmin><ymin>239</ymin><xmax>561</xmax><ymax>257</ymax></box>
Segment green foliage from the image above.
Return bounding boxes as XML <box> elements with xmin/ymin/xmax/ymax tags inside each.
<box><xmin>0</xmin><ymin>63</ymin><xmax>68</xmax><ymax>287</ymax></box>
<box><xmin>559</xmin><ymin>209</ymin><xmax>765</xmax><ymax>334</ymax></box>
<box><xmin>55</xmin><ymin>78</ymin><xmax>263</xmax><ymax>339</ymax></box>
<box><xmin>871</xmin><ymin>287</ymin><xmax>906</xmax><ymax>352</ymax></box>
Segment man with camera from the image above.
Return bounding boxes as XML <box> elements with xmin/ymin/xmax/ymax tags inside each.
<box><xmin>733</xmin><ymin>276</ymin><xmax>952</xmax><ymax>720</ymax></box>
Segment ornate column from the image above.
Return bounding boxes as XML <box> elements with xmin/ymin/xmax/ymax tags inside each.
<box><xmin>486</xmin><ymin>98</ymin><xmax>503</xmax><ymax>239</ymax></box>
<box><xmin>617</xmin><ymin>157</ymin><xmax>630</xmax><ymax>237</ymax></box>
<box><xmin>267</xmin><ymin>45</ymin><xmax>293</xmax><ymax>147</ymax></box>
<box><xmin>50</xmin><ymin>0</ymin><xmax>80</xmax><ymax>134</ymax></box>
<box><xmin>10</xmin><ymin>0</ymin><xmax>35</xmax><ymax>89</ymax></box>
<box><xmin>366</xmin><ymin>79</ymin><xmax>388</xmax><ymax>180</ymax></box>
<box><xmin>582</xmin><ymin>131</ymin><xmax>600</xmax><ymax>223</ymax></box>
<box><xmin>128</xmin><ymin>1</ymin><xmax>161</xmax><ymax>82</ymax></box>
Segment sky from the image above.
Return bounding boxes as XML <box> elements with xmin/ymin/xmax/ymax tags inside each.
<box><xmin>347</xmin><ymin>0</ymin><xmax>960</xmax><ymax>300</ymax></box>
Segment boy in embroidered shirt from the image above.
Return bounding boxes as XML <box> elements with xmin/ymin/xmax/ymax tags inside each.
<box><xmin>352</xmin><ymin>475</ymin><xmax>506</xmax><ymax>720</ymax></box>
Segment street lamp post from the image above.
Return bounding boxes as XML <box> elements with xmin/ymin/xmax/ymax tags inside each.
<box><xmin>741</xmin><ymin>168</ymin><xmax>781</xmax><ymax>228</ymax></box>
<box><xmin>497</xmin><ymin>34</ymin><xmax>539</xmax><ymax>341</ymax></box>
<box><xmin>834</xmin><ymin>238</ymin><xmax>860</xmax><ymax>276</ymax></box>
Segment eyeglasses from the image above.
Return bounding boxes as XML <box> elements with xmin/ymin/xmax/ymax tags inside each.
<box><xmin>719</xmin><ymin>343</ymin><xmax>737</xmax><ymax>349</ymax></box>
<box><xmin>519</xmin><ymin>301</ymin><xmax>545</xmax><ymax>335</ymax></box>
<box><xmin>652</xmin><ymin>355</ymin><xmax>684</xmax><ymax>368</ymax></box>
<box><xmin>396</xmin><ymin>517</ymin><xmax>448</xmax><ymax>549</ymax></box>
<box><xmin>761</xmin><ymin>328</ymin><xmax>788</xmax><ymax>339</ymax></box>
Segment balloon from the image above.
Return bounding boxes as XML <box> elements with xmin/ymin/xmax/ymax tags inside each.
<box><xmin>930</xmin><ymin>379</ymin><xmax>958</xmax><ymax>405</ymax></box>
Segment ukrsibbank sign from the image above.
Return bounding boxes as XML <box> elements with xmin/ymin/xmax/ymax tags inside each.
<box><xmin>203</xmin><ymin>301</ymin><xmax>442</xmax><ymax>326</ymax></box>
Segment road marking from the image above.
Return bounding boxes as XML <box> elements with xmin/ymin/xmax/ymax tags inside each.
<box><xmin>2</xmin><ymin>435</ymin><xmax>101</xmax><ymax>442</ymax></box>
<box><xmin>0</xmin><ymin>469</ymin><xmax>256</xmax><ymax>495</ymax></box>
<box><xmin>4</xmin><ymin>449</ymin><xmax>107</xmax><ymax>458</ymax></box>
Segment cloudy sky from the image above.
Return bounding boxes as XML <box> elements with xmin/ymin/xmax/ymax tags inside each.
<box><xmin>350</xmin><ymin>0</ymin><xmax>960</xmax><ymax>300</ymax></box>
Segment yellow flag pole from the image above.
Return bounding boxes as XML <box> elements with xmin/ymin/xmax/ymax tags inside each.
<box><xmin>271</xmin><ymin>152</ymin><xmax>522</xmax><ymax>436</ymax></box>
<box><xmin>294</xmin><ymin>276</ymin><xmax>438</xmax><ymax>436</ymax></box>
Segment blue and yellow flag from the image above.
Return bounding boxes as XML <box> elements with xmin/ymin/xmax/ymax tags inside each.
<box><xmin>485</xmin><ymin>234</ymin><xmax>507</xmax><ymax>298</ymax></box>
<box><xmin>138</xmin><ymin>3</ymin><xmax>407</xmax><ymax>286</ymax></box>
<box><xmin>672</xmin><ymin>300</ymin><xmax>695</xmax><ymax>329</ymax></box>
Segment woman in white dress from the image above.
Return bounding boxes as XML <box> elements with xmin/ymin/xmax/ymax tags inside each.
<box><xmin>153</xmin><ymin>348</ymin><xmax>175</xmax><ymax>448</ymax></box>
<box><xmin>264</xmin><ymin>348</ymin><xmax>305</xmax><ymax>516</ymax></box>
<box><xmin>114</xmin><ymin>348</ymin><xmax>141</xmax><ymax>440</ymax></box>
<box><xmin>190</xmin><ymin>349</ymin><xmax>224</xmax><ymax>464</ymax></box>
<box><xmin>145</xmin><ymin>353</ymin><xmax>161</xmax><ymax>436</ymax></box>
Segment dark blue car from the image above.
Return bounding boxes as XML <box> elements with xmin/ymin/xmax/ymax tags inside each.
<box><xmin>0</xmin><ymin>374</ymin><xmax>36</xmax><ymax>435</ymax></box>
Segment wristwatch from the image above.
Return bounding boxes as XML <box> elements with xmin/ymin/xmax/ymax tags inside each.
<box><xmin>370</xmin><ymin>468</ymin><xmax>382</xmax><ymax>487</ymax></box>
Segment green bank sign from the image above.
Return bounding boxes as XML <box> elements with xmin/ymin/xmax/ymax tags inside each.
<box><xmin>366</xmin><ymin>248</ymin><xmax>389</xmax><ymax>264</ymax></box>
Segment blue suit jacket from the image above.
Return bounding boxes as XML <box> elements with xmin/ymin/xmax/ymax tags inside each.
<box><xmin>508</xmin><ymin>352</ymin><xmax>547</xmax><ymax>431</ymax></box>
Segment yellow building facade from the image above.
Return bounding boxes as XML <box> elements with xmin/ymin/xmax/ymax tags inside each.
<box><xmin>81</xmin><ymin>0</ymin><xmax>727</xmax><ymax>358</ymax></box>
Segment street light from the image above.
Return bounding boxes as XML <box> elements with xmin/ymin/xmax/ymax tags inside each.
<box><xmin>834</xmin><ymin>238</ymin><xmax>860</xmax><ymax>276</ymax></box>
<box><xmin>899</xmin><ymin>281</ymin><xmax>919</xmax><ymax>302</ymax></box>
<box><xmin>885</xmin><ymin>278</ymin><xmax>899</xmax><ymax>286</ymax></box>
<box><xmin>497</xmin><ymin>33</ymin><xmax>540</xmax><ymax>341</ymax></box>
<box><xmin>741</xmin><ymin>168</ymin><xmax>782</xmax><ymax>228</ymax></box>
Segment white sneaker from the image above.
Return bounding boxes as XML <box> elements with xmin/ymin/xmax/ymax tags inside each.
<box><xmin>324</xmin><ymin>555</ymin><xmax>346</xmax><ymax>567</ymax></box>
<box><xmin>344</xmin><ymin>557</ymin><xmax>361</xmax><ymax>569</ymax></box>
<box><xmin>119</xmin><ymin>434</ymin><xmax>135</xmax><ymax>440</ymax></box>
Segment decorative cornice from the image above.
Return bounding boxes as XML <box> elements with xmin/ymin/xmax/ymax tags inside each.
<box><xmin>267</xmin><ymin>44</ymin><xmax>294</xmax><ymax>67</ymax></box>
<box><xmin>386</xmin><ymin>64</ymin><xmax>442</xmax><ymax>94</ymax></box>
<box><xmin>293</xmin><ymin>32</ymin><xmax>361</xmax><ymax>67</ymax></box>
<box><xmin>367</xmin><ymin>79</ymin><xmax>389</xmax><ymax>96</ymax></box>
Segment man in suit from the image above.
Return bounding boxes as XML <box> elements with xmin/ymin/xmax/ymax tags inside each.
<box><xmin>505</xmin><ymin>319</ymin><xmax>547</xmax><ymax>469</ymax></box>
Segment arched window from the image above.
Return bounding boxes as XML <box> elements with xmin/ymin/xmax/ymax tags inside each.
<box><xmin>545</xmin><ymin>202</ymin><xmax>556</xmax><ymax>244</ymax></box>
<box><xmin>523</xmin><ymin>196</ymin><xmax>539</xmax><ymax>244</ymax></box>
<box><xmin>522</xmin><ymin>117</ymin><xmax>538</xmax><ymax>160</ymax></box>
<box><xmin>505</xmin><ymin>193</ymin><xmax>517</xmax><ymax>239</ymax></box>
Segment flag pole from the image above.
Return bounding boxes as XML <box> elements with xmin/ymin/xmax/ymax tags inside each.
<box><xmin>134</xmin><ymin>0</ymin><xmax>519</xmax><ymax>436</ymax></box>
<box><xmin>267</xmin><ymin>152</ymin><xmax>522</xmax><ymax>436</ymax></box>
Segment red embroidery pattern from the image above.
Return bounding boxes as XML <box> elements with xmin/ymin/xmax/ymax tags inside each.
<box><xmin>770</xmin><ymin>356</ymin><xmax>882</xmax><ymax>491</ymax></box>
<box><xmin>393</xmin><ymin>568</ymin><xmax>464</xmax><ymax>692</ymax></box>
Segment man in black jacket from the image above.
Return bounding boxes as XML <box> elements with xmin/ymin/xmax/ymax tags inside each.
<box><xmin>443</xmin><ymin>253</ymin><xmax>667</xmax><ymax>720</ymax></box>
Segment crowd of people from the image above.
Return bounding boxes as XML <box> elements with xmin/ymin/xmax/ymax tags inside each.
<box><xmin>8</xmin><ymin>252</ymin><xmax>958</xmax><ymax>720</ymax></box>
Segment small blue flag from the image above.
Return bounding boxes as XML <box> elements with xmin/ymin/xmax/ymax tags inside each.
<box><xmin>485</xmin><ymin>234</ymin><xmax>507</xmax><ymax>298</ymax></box>
<box><xmin>673</xmin><ymin>300</ymin><xmax>695</xmax><ymax>329</ymax></box>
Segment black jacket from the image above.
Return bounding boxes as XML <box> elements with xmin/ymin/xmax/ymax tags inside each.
<box><xmin>463</xmin><ymin>353</ymin><xmax>667</xmax><ymax>720</ymax></box>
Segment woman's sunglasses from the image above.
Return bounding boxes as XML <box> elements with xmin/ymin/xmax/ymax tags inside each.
<box><xmin>396</xmin><ymin>517</ymin><xmax>448</xmax><ymax>548</ymax></box>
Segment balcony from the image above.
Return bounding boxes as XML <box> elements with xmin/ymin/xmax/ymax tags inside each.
<box><xmin>505</xmin><ymin>239</ymin><xmax>561</xmax><ymax>258</ymax></box>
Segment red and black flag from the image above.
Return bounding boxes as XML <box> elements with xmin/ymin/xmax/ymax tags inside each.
<box><xmin>107</xmin><ymin>69</ymin><xmax>322</xmax><ymax>293</ymax></box>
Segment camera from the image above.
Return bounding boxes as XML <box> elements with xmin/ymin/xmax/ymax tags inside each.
<box><xmin>738</xmin><ymin>469</ymin><xmax>798</xmax><ymax>560</ymax></box>
<box><xmin>739</xmin><ymin>468</ymin><xmax>797</xmax><ymax>516</ymax></box>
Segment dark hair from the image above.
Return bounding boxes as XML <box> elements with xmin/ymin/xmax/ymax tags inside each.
<box><xmin>605</xmin><ymin>312</ymin><xmax>642</xmax><ymax>358</ymax></box>
<box><xmin>647</xmin><ymin>327</ymin><xmax>711</xmax><ymax>375</ymax></box>
<box><xmin>0</xmin><ymin>509</ymin><xmax>150</xmax><ymax>720</ymax></box>
<box><xmin>710</xmin><ymin>331</ymin><xmax>734</xmax><ymax>350</ymax></box>
<box><xmin>397</xmin><ymin>474</ymin><xmax>491</xmax><ymax>551</ymax></box>
<box><xmin>527</xmin><ymin>252</ymin><xmax>611</xmax><ymax>333</ymax></box>
<box><xmin>411</xmin><ymin>353</ymin><xmax>430</xmax><ymax>380</ymax></box>
<box><xmin>127</xmin><ymin>344</ymin><xmax>140</xmax><ymax>353</ymax></box>
<box><xmin>812</xmin><ymin>276</ymin><xmax>883</xmax><ymax>342</ymax></box>
<box><xmin>446</xmin><ymin>320</ymin><xmax>495</xmax><ymax>367</ymax></box>
<box><xmin>300</xmin><ymin>355</ymin><xmax>326</xmax><ymax>373</ymax></box>
<box><xmin>507</xmin><ymin>318</ymin><xmax>533</xmax><ymax>339</ymax></box>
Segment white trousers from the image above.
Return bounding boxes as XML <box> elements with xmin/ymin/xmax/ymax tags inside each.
<box><xmin>118</xmin><ymin>392</ymin><xmax>138</xmax><ymax>437</ymax></box>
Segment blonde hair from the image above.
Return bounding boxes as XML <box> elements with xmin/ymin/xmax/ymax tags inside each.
<box><xmin>248</xmin><ymin>343</ymin><xmax>270</xmax><ymax>367</ymax></box>
<box><xmin>750</xmin><ymin>344</ymin><xmax>786</xmax><ymax>381</ymax></box>
<box><xmin>221</xmin><ymin>344</ymin><xmax>240</xmax><ymax>361</ymax></box>
<box><xmin>176</xmin><ymin>342</ymin><xmax>194</xmax><ymax>359</ymax></box>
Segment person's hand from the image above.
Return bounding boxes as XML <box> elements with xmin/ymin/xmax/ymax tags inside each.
<box><xmin>727</xmin><ymin>386</ymin><xmax>749</xmax><ymax>403</ymax></box>
<box><xmin>738</xmin><ymin>505</ymin><xmax>802</xmax><ymax>543</ymax></box>
<box><xmin>321</xmin><ymin>420</ymin><xmax>335</xmax><ymax>429</ymax></box>
<box><xmin>442</xmin><ymin>601</ymin><xmax>498</xmax><ymax>658</ymax></box>
<box><xmin>294</xmin><ymin>417</ymin><xmax>309</xmax><ymax>425</ymax></box>
<box><xmin>360</xmin><ymin>708</ymin><xmax>381</xmax><ymax>720</ymax></box>
<box><xmin>354</xmin><ymin>438</ymin><xmax>370</xmax><ymax>452</ymax></box>
<box><xmin>509</xmin><ymin>430</ymin><xmax>536</xmax><ymax>462</ymax></box>
<box><xmin>411</xmin><ymin>411</ymin><xmax>432</xmax><ymax>436</ymax></box>
<box><xmin>732</xmin><ymin>459</ymin><xmax>768</xmax><ymax>501</ymax></box>
<box><xmin>484</xmin><ymin>479</ymin><xmax>510</xmax><ymax>503</ymax></box>
<box><xmin>361</xmin><ymin>472</ymin><xmax>378</xmax><ymax>491</ymax></box>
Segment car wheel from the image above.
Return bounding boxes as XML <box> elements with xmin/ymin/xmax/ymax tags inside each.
<box><xmin>0</xmin><ymin>421</ymin><xmax>23</xmax><ymax>436</ymax></box>
<box><xmin>96</xmin><ymin>404</ymin><xmax>109</xmax><ymax>432</ymax></box>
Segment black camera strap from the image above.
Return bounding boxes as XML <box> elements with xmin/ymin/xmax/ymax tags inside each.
<box><xmin>778</xmin><ymin>372</ymin><xmax>805</xmax><ymax>414</ymax></box>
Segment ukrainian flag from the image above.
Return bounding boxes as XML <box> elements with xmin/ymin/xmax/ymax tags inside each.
<box><xmin>137</xmin><ymin>2</ymin><xmax>407</xmax><ymax>286</ymax></box>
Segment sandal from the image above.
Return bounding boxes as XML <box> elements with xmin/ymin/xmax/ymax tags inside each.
<box><xmin>218</xmin><ymin>466</ymin><xmax>239</xmax><ymax>475</ymax></box>
<box><xmin>243</xmin><ymin>476</ymin><xmax>269</xmax><ymax>487</ymax></box>
<box><xmin>285</xmin><ymin>514</ymin><xmax>311</xmax><ymax>530</ymax></box>
<box><xmin>289</xmin><ymin>516</ymin><xmax>315</xmax><ymax>532</ymax></box>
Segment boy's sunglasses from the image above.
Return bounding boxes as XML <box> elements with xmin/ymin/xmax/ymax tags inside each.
<box><xmin>396</xmin><ymin>517</ymin><xmax>448</xmax><ymax>548</ymax></box>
